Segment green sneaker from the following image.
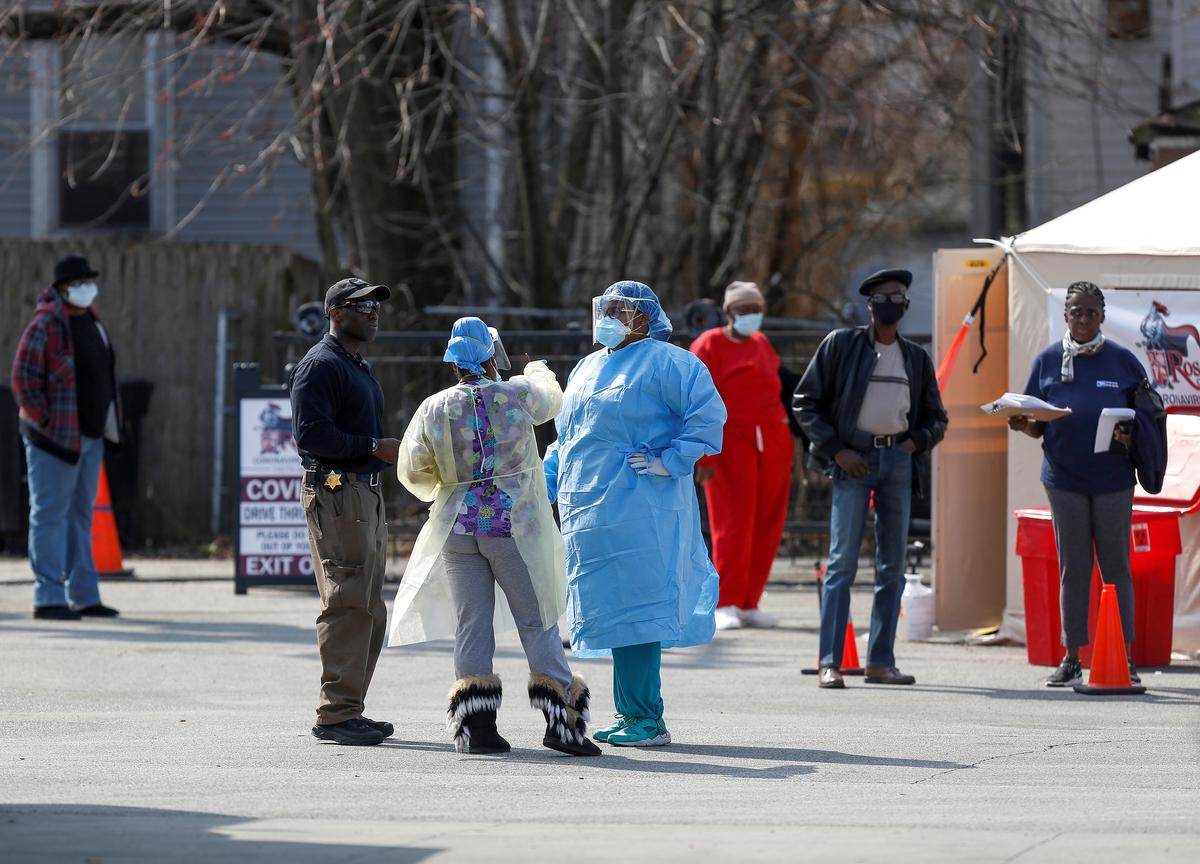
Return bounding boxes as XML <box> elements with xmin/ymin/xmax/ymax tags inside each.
<box><xmin>592</xmin><ymin>714</ymin><xmax>629</xmax><ymax>743</ymax></box>
<box><xmin>607</xmin><ymin>716</ymin><xmax>671</xmax><ymax>747</ymax></box>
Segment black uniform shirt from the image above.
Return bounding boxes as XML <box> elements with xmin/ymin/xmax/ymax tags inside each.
<box><xmin>289</xmin><ymin>333</ymin><xmax>387</xmax><ymax>475</ymax></box>
<box><xmin>69</xmin><ymin>312</ymin><xmax>115</xmax><ymax>439</ymax></box>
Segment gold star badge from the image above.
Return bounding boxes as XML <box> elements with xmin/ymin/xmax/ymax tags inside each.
<box><xmin>324</xmin><ymin>470</ymin><xmax>344</xmax><ymax>491</ymax></box>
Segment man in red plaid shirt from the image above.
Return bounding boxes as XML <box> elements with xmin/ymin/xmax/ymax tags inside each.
<box><xmin>11</xmin><ymin>255</ymin><xmax>122</xmax><ymax>620</ymax></box>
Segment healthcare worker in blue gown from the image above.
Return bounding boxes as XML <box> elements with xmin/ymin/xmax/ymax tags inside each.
<box><xmin>544</xmin><ymin>281</ymin><xmax>727</xmax><ymax>747</ymax></box>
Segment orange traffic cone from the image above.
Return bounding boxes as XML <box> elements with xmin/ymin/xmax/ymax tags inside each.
<box><xmin>840</xmin><ymin>620</ymin><xmax>864</xmax><ymax>674</ymax></box>
<box><xmin>1073</xmin><ymin>584</ymin><xmax>1145</xmax><ymax>696</ymax></box>
<box><xmin>91</xmin><ymin>466</ymin><xmax>132</xmax><ymax>579</ymax></box>
<box><xmin>802</xmin><ymin>618</ymin><xmax>865</xmax><ymax>676</ymax></box>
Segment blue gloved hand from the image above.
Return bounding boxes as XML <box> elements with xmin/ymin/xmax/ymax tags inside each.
<box><xmin>628</xmin><ymin>453</ymin><xmax>670</xmax><ymax>476</ymax></box>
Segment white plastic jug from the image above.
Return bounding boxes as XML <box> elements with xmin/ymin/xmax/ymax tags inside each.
<box><xmin>902</xmin><ymin>574</ymin><xmax>934</xmax><ymax>641</ymax></box>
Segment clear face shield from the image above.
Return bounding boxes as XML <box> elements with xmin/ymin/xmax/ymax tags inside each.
<box><xmin>486</xmin><ymin>326</ymin><xmax>511</xmax><ymax>371</ymax></box>
<box><xmin>592</xmin><ymin>294</ymin><xmax>651</xmax><ymax>346</ymax></box>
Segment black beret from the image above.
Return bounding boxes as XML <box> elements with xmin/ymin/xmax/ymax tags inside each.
<box><xmin>858</xmin><ymin>268</ymin><xmax>913</xmax><ymax>296</ymax></box>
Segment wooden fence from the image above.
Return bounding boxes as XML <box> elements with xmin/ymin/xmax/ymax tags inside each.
<box><xmin>1</xmin><ymin>239</ymin><xmax>325</xmax><ymax>547</ymax></box>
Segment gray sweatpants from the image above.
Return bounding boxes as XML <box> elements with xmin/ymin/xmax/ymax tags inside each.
<box><xmin>442</xmin><ymin>533</ymin><xmax>572</xmax><ymax>689</ymax></box>
<box><xmin>1044</xmin><ymin>485</ymin><xmax>1136</xmax><ymax>649</ymax></box>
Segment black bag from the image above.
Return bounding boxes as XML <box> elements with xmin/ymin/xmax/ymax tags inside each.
<box><xmin>1129</xmin><ymin>378</ymin><xmax>1168</xmax><ymax>494</ymax></box>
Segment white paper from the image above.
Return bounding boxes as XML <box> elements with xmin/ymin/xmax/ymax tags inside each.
<box><xmin>1094</xmin><ymin>407</ymin><xmax>1136</xmax><ymax>453</ymax></box>
<box><xmin>980</xmin><ymin>393</ymin><xmax>1072</xmax><ymax>421</ymax></box>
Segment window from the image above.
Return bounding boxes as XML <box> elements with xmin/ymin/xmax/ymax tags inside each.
<box><xmin>1107</xmin><ymin>0</ymin><xmax>1151</xmax><ymax>40</ymax></box>
<box><xmin>56</xmin><ymin>36</ymin><xmax>151</xmax><ymax>230</ymax></box>
<box><xmin>58</xmin><ymin>130</ymin><xmax>150</xmax><ymax>226</ymax></box>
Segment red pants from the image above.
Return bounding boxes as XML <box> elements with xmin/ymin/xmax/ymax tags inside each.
<box><xmin>705</xmin><ymin>419</ymin><xmax>794</xmax><ymax>610</ymax></box>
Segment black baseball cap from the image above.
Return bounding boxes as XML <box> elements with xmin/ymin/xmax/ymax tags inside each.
<box><xmin>324</xmin><ymin>277</ymin><xmax>391</xmax><ymax>313</ymax></box>
<box><xmin>858</xmin><ymin>268</ymin><xmax>913</xmax><ymax>296</ymax></box>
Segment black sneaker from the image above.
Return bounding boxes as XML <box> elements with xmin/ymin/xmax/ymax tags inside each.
<box><xmin>33</xmin><ymin>605</ymin><xmax>82</xmax><ymax>621</ymax></box>
<box><xmin>361</xmin><ymin>717</ymin><xmax>394</xmax><ymax>738</ymax></box>
<box><xmin>1045</xmin><ymin>655</ymin><xmax>1082</xmax><ymax>687</ymax></box>
<box><xmin>1128</xmin><ymin>658</ymin><xmax>1141</xmax><ymax>685</ymax></box>
<box><xmin>77</xmin><ymin>604</ymin><xmax>120</xmax><ymax>617</ymax></box>
<box><xmin>312</xmin><ymin>718</ymin><xmax>384</xmax><ymax>746</ymax></box>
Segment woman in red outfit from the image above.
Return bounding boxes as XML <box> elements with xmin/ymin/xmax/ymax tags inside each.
<box><xmin>691</xmin><ymin>282</ymin><xmax>794</xmax><ymax>630</ymax></box>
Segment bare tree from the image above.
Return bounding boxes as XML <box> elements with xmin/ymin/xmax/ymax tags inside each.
<box><xmin>1</xmin><ymin>1</ymin><xmax>1171</xmax><ymax>319</ymax></box>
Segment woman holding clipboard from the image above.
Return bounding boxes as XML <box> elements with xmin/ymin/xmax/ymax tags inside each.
<box><xmin>1009</xmin><ymin>281</ymin><xmax>1149</xmax><ymax>688</ymax></box>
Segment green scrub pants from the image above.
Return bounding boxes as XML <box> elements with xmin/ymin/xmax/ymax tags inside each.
<box><xmin>612</xmin><ymin>641</ymin><xmax>664</xmax><ymax>719</ymax></box>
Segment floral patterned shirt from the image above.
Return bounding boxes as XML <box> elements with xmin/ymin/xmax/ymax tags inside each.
<box><xmin>452</xmin><ymin>386</ymin><xmax>514</xmax><ymax>537</ymax></box>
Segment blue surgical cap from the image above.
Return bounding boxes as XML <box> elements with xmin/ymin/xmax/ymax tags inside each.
<box><xmin>602</xmin><ymin>280</ymin><xmax>673</xmax><ymax>341</ymax></box>
<box><xmin>443</xmin><ymin>316</ymin><xmax>495</xmax><ymax>375</ymax></box>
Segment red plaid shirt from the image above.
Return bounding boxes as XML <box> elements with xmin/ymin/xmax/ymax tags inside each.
<box><xmin>11</xmin><ymin>287</ymin><xmax>118</xmax><ymax>460</ymax></box>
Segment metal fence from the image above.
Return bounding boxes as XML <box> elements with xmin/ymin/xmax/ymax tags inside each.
<box><xmin>271</xmin><ymin>327</ymin><xmax>930</xmax><ymax>567</ymax></box>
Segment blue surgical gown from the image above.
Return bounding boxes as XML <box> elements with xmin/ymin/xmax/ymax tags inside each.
<box><xmin>545</xmin><ymin>338</ymin><xmax>727</xmax><ymax>657</ymax></box>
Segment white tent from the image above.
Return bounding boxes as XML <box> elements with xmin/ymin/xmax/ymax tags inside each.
<box><xmin>1001</xmin><ymin>149</ymin><xmax>1200</xmax><ymax>651</ymax></box>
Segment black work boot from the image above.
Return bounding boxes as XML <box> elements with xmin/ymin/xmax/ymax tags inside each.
<box><xmin>311</xmin><ymin>718</ymin><xmax>385</xmax><ymax>746</ymax></box>
<box><xmin>528</xmin><ymin>673</ymin><xmax>602</xmax><ymax>757</ymax></box>
<box><xmin>33</xmin><ymin>605</ymin><xmax>82</xmax><ymax>621</ymax></box>
<box><xmin>447</xmin><ymin>674</ymin><xmax>510</xmax><ymax>754</ymax></box>
<box><xmin>361</xmin><ymin>717</ymin><xmax>395</xmax><ymax>738</ymax></box>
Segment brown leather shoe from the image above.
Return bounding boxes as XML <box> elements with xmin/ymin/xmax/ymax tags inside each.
<box><xmin>818</xmin><ymin>666</ymin><xmax>845</xmax><ymax>689</ymax></box>
<box><xmin>864</xmin><ymin>665</ymin><xmax>915</xmax><ymax>685</ymax></box>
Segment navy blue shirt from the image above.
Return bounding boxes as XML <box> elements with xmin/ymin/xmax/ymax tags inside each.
<box><xmin>288</xmin><ymin>334</ymin><xmax>387</xmax><ymax>475</ymax></box>
<box><xmin>1023</xmin><ymin>340</ymin><xmax>1147</xmax><ymax>494</ymax></box>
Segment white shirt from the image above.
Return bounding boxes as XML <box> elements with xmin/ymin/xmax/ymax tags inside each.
<box><xmin>855</xmin><ymin>340</ymin><xmax>910</xmax><ymax>435</ymax></box>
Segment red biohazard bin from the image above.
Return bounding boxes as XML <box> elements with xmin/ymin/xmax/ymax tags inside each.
<box><xmin>1015</xmin><ymin>408</ymin><xmax>1200</xmax><ymax>668</ymax></box>
<box><xmin>1015</xmin><ymin>508</ymin><xmax>1179</xmax><ymax>667</ymax></box>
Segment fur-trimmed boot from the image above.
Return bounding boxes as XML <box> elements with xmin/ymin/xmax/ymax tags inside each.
<box><xmin>446</xmin><ymin>674</ymin><xmax>510</xmax><ymax>754</ymax></box>
<box><xmin>528</xmin><ymin>673</ymin><xmax>602</xmax><ymax>757</ymax></box>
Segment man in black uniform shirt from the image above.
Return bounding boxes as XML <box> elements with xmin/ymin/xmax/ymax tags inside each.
<box><xmin>290</xmin><ymin>277</ymin><xmax>401</xmax><ymax>746</ymax></box>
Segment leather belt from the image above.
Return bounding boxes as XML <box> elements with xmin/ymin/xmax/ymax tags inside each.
<box><xmin>304</xmin><ymin>466</ymin><xmax>380</xmax><ymax>487</ymax></box>
<box><xmin>850</xmin><ymin>431</ymin><xmax>905</xmax><ymax>450</ymax></box>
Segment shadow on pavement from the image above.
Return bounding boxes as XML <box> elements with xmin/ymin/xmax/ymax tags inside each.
<box><xmin>904</xmin><ymin>683</ymin><xmax>1200</xmax><ymax>704</ymax></box>
<box><xmin>485</xmin><ymin>750</ymin><xmax>817</xmax><ymax>779</ymax></box>
<box><xmin>667</xmin><ymin>743</ymin><xmax>968</xmax><ymax>770</ymax></box>
<box><xmin>0</xmin><ymin>619</ymin><xmax>318</xmax><ymax>645</ymax></box>
<box><xmin>0</xmin><ymin>805</ymin><xmax>438</xmax><ymax>863</ymax></box>
<box><xmin>393</xmin><ymin>741</ymin><xmax>966</xmax><ymax>779</ymax></box>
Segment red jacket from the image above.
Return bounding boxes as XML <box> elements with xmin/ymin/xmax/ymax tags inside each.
<box><xmin>11</xmin><ymin>287</ymin><xmax>120</xmax><ymax>463</ymax></box>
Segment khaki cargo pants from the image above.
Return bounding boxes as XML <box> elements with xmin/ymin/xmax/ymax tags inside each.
<box><xmin>301</xmin><ymin>475</ymin><xmax>388</xmax><ymax>725</ymax></box>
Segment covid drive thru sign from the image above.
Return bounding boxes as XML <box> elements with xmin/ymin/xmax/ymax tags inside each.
<box><xmin>234</xmin><ymin>365</ymin><xmax>312</xmax><ymax>593</ymax></box>
<box><xmin>1050</xmin><ymin>289</ymin><xmax>1200</xmax><ymax>407</ymax></box>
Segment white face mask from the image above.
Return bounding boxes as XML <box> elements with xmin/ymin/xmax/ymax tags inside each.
<box><xmin>732</xmin><ymin>312</ymin><xmax>763</xmax><ymax>336</ymax></box>
<box><xmin>66</xmin><ymin>282</ymin><xmax>99</xmax><ymax>308</ymax></box>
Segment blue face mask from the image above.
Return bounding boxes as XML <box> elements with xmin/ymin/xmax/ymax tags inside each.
<box><xmin>596</xmin><ymin>316</ymin><xmax>629</xmax><ymax>350</ymax></box>
<box><xmin>732</xmin><ymin>312</ymin><xmax>763</xmax><ymax>336</ymax></box>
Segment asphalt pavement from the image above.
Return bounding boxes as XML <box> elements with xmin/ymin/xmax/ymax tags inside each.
<box><xmin>1</xmin><ymin>558</ymin><xmax>1198</xmax><ymax>863</ymax></box>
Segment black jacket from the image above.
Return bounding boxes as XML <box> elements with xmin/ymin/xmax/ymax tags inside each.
<box><xmin>792</xmin><ymin>325</ymin><xmax>947</xmax><ymax>498</ymax></box>
<box><xmin>289</xmin><ymin>333</ymin><xmax>388</xmax><ymax>475</ymax></box>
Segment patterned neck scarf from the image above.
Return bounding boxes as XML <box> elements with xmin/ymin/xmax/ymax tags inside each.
<box><xmin>1061</xmin><ymin>331</ymin><xmax>1105</xmax><ymax>382</ymax></box>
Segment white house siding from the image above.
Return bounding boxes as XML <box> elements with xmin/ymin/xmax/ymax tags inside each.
<box><xmin>0</xmin><ymin>43</ymin><xmax>33</xmax><ymax>238</ymax></box>
<box><xmin>167</xmin><ymin>44</ymin><xmax>319</xmax><ymax>259</ymax></box>
<box><xmin>1024</xmin><ymin>0</ymin><xmax>1200</xmax><ymax>227</ymax></box>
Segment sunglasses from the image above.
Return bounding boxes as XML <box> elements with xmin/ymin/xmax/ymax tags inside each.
<box><xmin>336</xmin><ymin>300</ymin><xmax>381</xmax><ymax>314</ymax></box>
<box><xmin>868</xmin><ymin>293</ymin><xmax>907</xmax><ymax>305</ymax></box>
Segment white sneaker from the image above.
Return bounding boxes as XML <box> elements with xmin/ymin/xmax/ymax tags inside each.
<box><xmin>739</xmin><ymin>608</ymin><xmax>779</xmax><ymax>628</ymax></box>
<box><xmin>715</xmin><ymin>606</ymin><xmax>743</xmax><ymax>630</ymax></box>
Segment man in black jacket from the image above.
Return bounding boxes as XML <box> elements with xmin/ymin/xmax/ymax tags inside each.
<box><xmin>793</xmin><ymin>269</ymin><xmax>947</xmax><ymax>690</ymax></box>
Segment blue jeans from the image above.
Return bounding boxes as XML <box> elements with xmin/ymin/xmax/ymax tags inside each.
<box><xmin>819</xmin><ymin>447</ymin><xmax>912</xmax><ymax>669</ymax></box>
<box><xmin>24</xmin><ymin>435</ymin><xmax>105</xmax><ymax>609</ymax></box>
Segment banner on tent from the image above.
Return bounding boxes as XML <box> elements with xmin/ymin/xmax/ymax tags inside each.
<box><xmin>1048</xmin><ymin>289</ymin><xmax>1200</xmax><ymax>406</ymax></box>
